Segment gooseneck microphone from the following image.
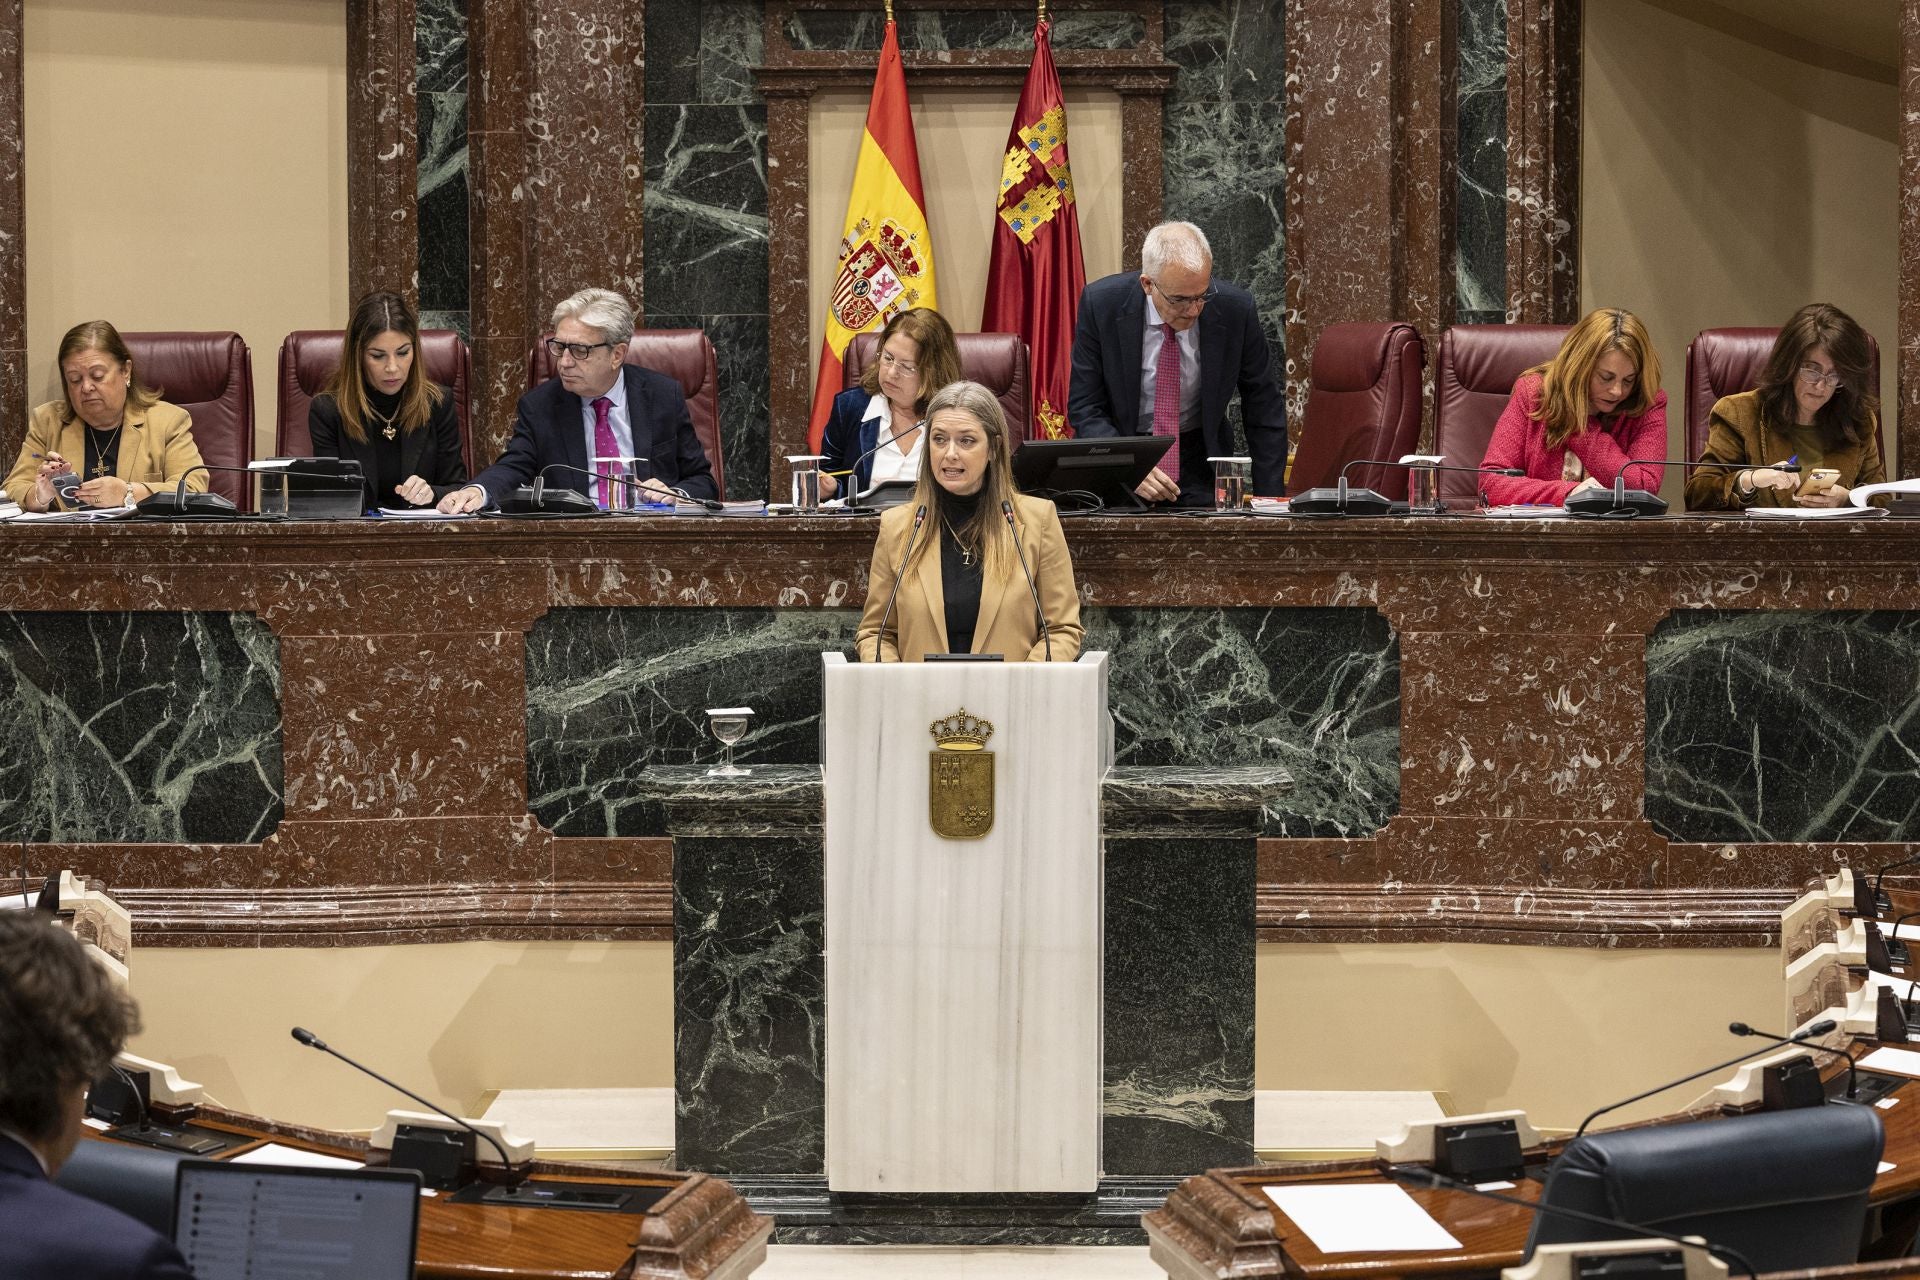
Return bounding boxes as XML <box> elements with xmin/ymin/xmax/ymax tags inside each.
<box><xmin>832</xmin><ymin>419</ymin><xmax>926</xmax><ymax>506</ymax></box>
<box><xmin>1572</xmin><ymin>1018</ymin><xmax>1837</xmax><ymax>1139</ymax></box>
<box><xmin>870</xmin><ymin>505</ymin><xmax>927</xmax><ymax>662</ymax></box>
<box><xmin>1383</xmin><ymin>1164</ymin><xmax>1759</xmax><ymax>1280</ymax></box>
<box><xmin>1871</xmin><ymin>852</ymin><xmax>1920</xmax><ymax>912</ymax></box>
<box><xmin>1292</xmin><ymin>461</ymin><xmax>1525</xmax><ymax>515</ymax></box>
<box><xmin>137</xmin><ymin>462</ymin><xmax>364</xmax><ymax>518</ymax></box>
<box><xmin>1001</xmin><ymin>500</ymin><xmax>1051</xmax><ymax>662</ymax></box>
<box><xmin>290</xmin><ymin>1026</ymin><xmax>520</xmax><ymax>1181</ymax></box>
<box><xmin>1728</xmin><ymin>1020</ymin><xmax>1861</xmax><ymax>1100</ymax></box>
<box><xmin>1564</xmin><ymin>458</ymin><xmax>1791</xmax><ymax>519</ymax></box>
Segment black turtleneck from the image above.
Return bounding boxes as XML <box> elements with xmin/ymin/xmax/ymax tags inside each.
<box><xmin>362</xmin><ymin>386</ymin><xmax>408</xmax><ymax>507</ymax></box>
<box><xmin>937</xmin><ymin>486</ymin><xmax>986</xmax><ymax>654</ymax></box>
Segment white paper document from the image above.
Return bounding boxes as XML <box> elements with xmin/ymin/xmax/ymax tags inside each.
<box><xmin>376</xmin><ymin>508</ymin><xmax>472</xmax><ymax>520</ymax></box>
<box><xmin>1851</xmin><ymin>479</ymin><xmax>1920</xmax><ymax>506</ymax></box>
<box><xmin>1745</xmin><ymin>505</ymin><xmax>1885</xmax><ymax>519</ymax></box>
<box><xmin>1859</xmin><ymin>1046</ymin><xmax>1920</xmax><ymax>1078</ymax></box>
<box><xmin>228</xmin><ymin>1142</ymin><xmax>363</xmax><ymax>1170</ymax></box>
<box><xmin>1263</xmin><ymin>1183</ymin><xmax>1463</xmax><ymax>1253</ymax></box>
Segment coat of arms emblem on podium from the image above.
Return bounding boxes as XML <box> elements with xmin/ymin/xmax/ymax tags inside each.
<box><xmin>929</xmin><ymin>708</ymin><xmax>994</xmax><ymax>839</ymax></box>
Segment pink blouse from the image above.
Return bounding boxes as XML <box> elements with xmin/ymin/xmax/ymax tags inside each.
<box><xmin>1478</xmin><ymin>373</ymin><xmax>1668</xmax><ymax>506</ymax></box>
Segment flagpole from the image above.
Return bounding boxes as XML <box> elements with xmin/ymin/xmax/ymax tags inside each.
<box><xmin>885</xmin><ymin>0</ymin><xmax>893</xmax><ymax>21</ymax></box>
<box><xmin>1036</xmin><ymin>0</ymin><xmax>1047</xmax><ymax>24</ymax></box>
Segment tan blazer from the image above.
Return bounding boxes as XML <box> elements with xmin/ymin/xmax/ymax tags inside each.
<box><xmin>1685</xmin><ymin>390</ymin><xmax>1886</xmax><ymax>510</ymax></box>
<box><xmin>3</xmin><ymin>399</ymin><xmax>209</xmax><ymax>508</ymax></box>
<box><xmin>856</xmin><ymin>492</ymin><xmax>1084</xmax><ymax>662</ymax></box>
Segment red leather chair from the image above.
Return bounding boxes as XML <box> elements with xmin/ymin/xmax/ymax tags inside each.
<box><xmin>844</xmin><ymin>331</ymin><xmax>1033</xmax><ymax>439</ymax></box>
<box><xmin>1433</xmin><ymin>324</ymin><xmax>1569</xmax><ymax>504</ymax></box>
<box><xmin>277</xmin><ymin>331</ymin><xmax>474</xmax><ymax>472</ymax></box>
<box><xmin>527</xmin><ymin>329</ymin><xmax>725</xmax><ymax>500</ymax></box>
<box><xmin>1286</xmin><ymin>323</ymin><xmax>1426</xmax><ymax>499</ymax></box>
<box><xmin>1684</xmin><ymin>327</ymin><xmax>1881</xmax><ymax>461</ymax></box>
<box><xmin>121</xmin><ymin>332</ymin><xmax>254</xmax><ymax>510</ymax></box>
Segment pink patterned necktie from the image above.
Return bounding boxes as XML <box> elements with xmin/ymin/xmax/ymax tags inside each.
<box><xmin>591</xmin><ymin>395</ymin><xmax>616</xmax><ymax>508</ymax></box>
<box><xmin>1151</xmin><ymin>322</ymin><xmax>1182</xmax><ymax>484</ymax></box>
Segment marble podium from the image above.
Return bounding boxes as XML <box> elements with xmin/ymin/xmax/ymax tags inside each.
<box><xmin>821</xmin><ymin>652</ymin><xmax>1112</xmax><ymax>1193</ymax></box>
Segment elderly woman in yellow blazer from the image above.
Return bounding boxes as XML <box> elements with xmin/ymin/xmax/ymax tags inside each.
<box><xmin>3</xmin><ymin>320</ymin><xmax>208</xmax><ymax>511</ymax></box>
<box><xmin>857</xmin><ymin>380</ymin><xmax>1083</xmax><ymax>662</ymax></box>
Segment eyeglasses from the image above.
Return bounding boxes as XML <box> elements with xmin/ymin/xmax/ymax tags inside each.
<box><xmin>1796</xmin><ymin>364</ymin><xmax>1840</xmax><ymax>389</ymax></box>
<box><xmin>879</xmin><ymin>351</ymin><xmax>920</xmax><ymax>377</ymax></box>
<box><xmin>1150</xmin><ymin>280</ymin><xmax>1218</xmax><ymax>309</ymax></box>
<box><xmin>546</xmin><ymin>338</ymin><xmax>614</xmax><ymax>362</ymax></box>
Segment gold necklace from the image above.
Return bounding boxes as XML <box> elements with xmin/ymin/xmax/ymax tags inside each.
<box><xmin>86</xmin><ymin>420</ymin><xmax>125</xmax><ymax>477</ymax></box>
<box><xmin>941</xmin><ymin>514</ymin><xmax>976</xmax><ymax>567</ymax></box>
<box><xmin>368</xmin><ymin>403</ymin><xmax>398</xmax><ymax>441</ymax></box>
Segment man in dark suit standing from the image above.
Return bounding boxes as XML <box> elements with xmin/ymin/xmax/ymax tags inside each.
<box><xmin>1068</xmin><ymin>221</ymin><xmax>1287</xmax><ymax>504</ymax></box>
<box><xmin>439</xmin><ymin>287</ymin><xmax>717</xmax><ymax>512</ymax></box>
<box><xmin>0</xmin><ymin>911</ymin><xmax>194</xmax><ymax>1279</ymax></box>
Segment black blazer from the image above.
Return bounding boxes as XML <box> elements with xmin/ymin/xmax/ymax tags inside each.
<box><xmin>471</xmin><ymin>365</ymin><xmax>717</xmax><ymax>503</ymax></box>
<box><xmin>0</xmin><ymin>1135</ymin><xmax>193</xmax><ymax>1280</ymax></box>
<box><xmin>309</xmin><ymin>385</ymin><xmax>469</xmax><ymax>508</ymax></box>
<box><xmin>1067</xmin><ymin>270</ymin><xmax>1288</xmax><ymax>498</ymax></box>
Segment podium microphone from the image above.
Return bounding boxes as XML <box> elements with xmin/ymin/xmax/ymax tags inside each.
<box><xmin>290</xmin><ymin>1026</ymin><xmax>520</xmax><ymax>1182</ymax></box>
<box><xmin>1572</xmin><ymin>1019</ymin><xmax>1837</xmax><ymax>1139</ymax></box>
<box><xmin>1728</xmin><ymin>1020</ymin><xmax>1870</xmax><ymax>1102</ymax></box>
<box><xmin>1383</xmin><ymin>1164</ymin><xmax>1758</xmax><ymax>1280</ymax></box>
<box><xmin>870</xmin><ymin>505</ymin><xmax>926</xmax><ymax>662</ymax></box>
<box><xmin>1001</xmin><ymin>501</ymin><xmax>1051</xmax><ymax>662</ymax></box>
<box><xmin>1290</xmin><ymin>460</ymin><xmax>1524</xmax><ymax>516</ymax></box>
<box><xmin>1563</xmin><ymin>459</ymin><xmax>1783</xmax><ymax>519</ymax></box>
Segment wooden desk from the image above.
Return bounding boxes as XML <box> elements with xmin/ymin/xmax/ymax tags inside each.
<box><xmin>1146</xmin><ymin>1038</ymin><xmax>1920</xmax><ymax>1280</ymax></box>
<box><xmin>90</xmin><ymin>1105</ymin><xmax>771</xmax><ymax>1279</ymax></box>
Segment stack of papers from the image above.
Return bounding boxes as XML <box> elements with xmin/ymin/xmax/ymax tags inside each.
<box><xmin>10</xmin><ymin>504</ymin><xmax>137</xmax><ymax>522</ymax></box>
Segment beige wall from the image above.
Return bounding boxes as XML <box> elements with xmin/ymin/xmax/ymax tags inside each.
<box><xmin>128</xmin><ymin>937</ymin><xmax>1773</xmax><ymax>1139</ymax></box>
<box><xmin>1582</xmin><ymin>0</ymin><xmax>1899</xmax><ymax>499</ymax></box>
<box><xmin>807</xmin><ymin>88</ymin><xmax>1124</xmax><ymax>394</ymax></box>
<box><xmin>24</xmin><ymin>0</ymin><xmax>349</xmax><ymax>459</ymax></box>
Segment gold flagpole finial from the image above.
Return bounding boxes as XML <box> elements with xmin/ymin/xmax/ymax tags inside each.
<box><xmin>884</xmin><ymin>0</ymin><xmax>894</xmax><ymax>22</ymax></box>
<box><xmin>1037</xmin><ymin>0</ymin><xmax>1047</xmax><ymax>24</ymax></box>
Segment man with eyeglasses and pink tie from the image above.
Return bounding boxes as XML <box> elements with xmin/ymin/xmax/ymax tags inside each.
<box><xmin>1067</xmin><ymin>221</ymin><xmax>1287</xmax><ymax>506</ymax></box>
<box><xmin>438</xmin><ymin>288</ymin><xmax>716</xmax><ymax>513</ymax></box>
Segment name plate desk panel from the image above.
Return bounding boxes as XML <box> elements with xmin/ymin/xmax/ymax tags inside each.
<box><xmin>83</xmin><ymin>1105</ymin><xmax>771</xmax><ymax>1280</ymax></box>
<box><xmin>0</xmin><ymin>516</ymin><xmax>1916</xmax><ymax>951</ymax></box>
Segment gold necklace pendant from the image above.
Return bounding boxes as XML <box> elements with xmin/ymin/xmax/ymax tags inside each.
<box><xmin>91</xmin><ymin>460</ymin><xmax>110</xmax><ymax>478</ymax></box>
<box><xmin>382</xmin><ymin>424</ymin><xmax>397</xmax><ymax>441</ymax></box>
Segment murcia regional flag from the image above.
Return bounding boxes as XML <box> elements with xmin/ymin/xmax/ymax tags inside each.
<box><xmin>808</xmin><ymin>20</ymin><xmax>937</xmax><ymax>451</ymax></box>
<box><xmin>980</xmin><ymin>17</ymin><xmax>1085</xmax><ymax>440</ymax></box>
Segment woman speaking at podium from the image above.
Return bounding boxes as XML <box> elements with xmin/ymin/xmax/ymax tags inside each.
<box><xmin>855</xmin><ymin>381</ymin><xmax>1082</xmax><ymax>662</ymax></box>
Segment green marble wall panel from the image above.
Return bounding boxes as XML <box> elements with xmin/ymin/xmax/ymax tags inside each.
<box><xmin>1457</xmin><ymin>0</ymin><xmax>1507</xmax><ymax>324</ymax></box>
<box><xmin>1646</xmin><ymin>611</ymin><xmax>1920</xmax><ymax>842</ymax></box>
<box><xmin>417</xmin><ymin>0</ymin><xmax>469</xmax><ymax>339</ymax></box>
<box><xmin>0</xmin><ymin>612</ymin><xmax>283</xmax><ymax>844</ymax></box>
<box><xmin>525</xmin><ymin>605</ymin><xmax>1399</xmax><ymax>838</ymax></box>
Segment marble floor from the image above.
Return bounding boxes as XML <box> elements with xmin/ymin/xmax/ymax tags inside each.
<box><xmin>757</xmin><ymin>1245</ymin><xmax>1162</xmax><ymax>1277</ymax></box>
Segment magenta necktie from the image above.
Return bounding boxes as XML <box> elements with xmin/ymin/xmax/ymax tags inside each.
<box><xmin>591</xmin><ymin>395</ymin><xmax>616</xmax><ymax>508</ymax></box>
<box><xmin>1151</xmin><ymin>322</ymin><xmax>1182</xmax><ymax>484</ymax></box>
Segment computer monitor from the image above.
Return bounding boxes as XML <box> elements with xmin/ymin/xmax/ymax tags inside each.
<box><xmin>1010</xmin><ymin>435</ymin><xmax>1173</xmax><ymax>511</ymax></box>
<box><xmin>172</xmin><ymin>1160</ymin><xmax>422</xmax><ymax>1280</ymax></box>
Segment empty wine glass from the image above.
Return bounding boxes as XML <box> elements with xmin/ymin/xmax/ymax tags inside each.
<box><xmin>706</xmin><ymin>707</ymin><xmax>754</xmax><ymax>777</ymax></box>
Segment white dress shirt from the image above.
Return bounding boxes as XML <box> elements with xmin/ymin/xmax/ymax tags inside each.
<box><xmin>1138</xmin><ymin>295</ymin><xmax>1202</xmax><ymax>432</ymax></box>
<box><xmin>862</xmin><ymin>395</ymin><xmax>924</xmax><ymax>488</ymax></box>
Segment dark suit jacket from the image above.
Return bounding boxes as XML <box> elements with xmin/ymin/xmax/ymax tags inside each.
<box><xmin>0</xmin><ymin>1134</ymin><xmax>194</xmax><ymax>1280</ymax></box>
<box><xmin>308</xmin><ymin>385</ymin><xmax>469</xmax><ymax>508</ymax></box>
<box><xmin>820</xmin><ymin>387</ymin><xmax>894</xmax><ymax>494</ymax></box>
<box><xmin>1067</xmin><ymin>270</ymin><xmax>1288</xmax><ymax>499</ymax></box>
<box><xmin>471</xmin><ymin>365</ymin><xmax>717</xmax><ymax>503</ymax></box>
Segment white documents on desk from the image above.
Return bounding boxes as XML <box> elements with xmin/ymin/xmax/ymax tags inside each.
<box><xmin>1262</xmin><ymin>1183</ymin><xmax>1463</xmax><ymax>1253</ymax></box>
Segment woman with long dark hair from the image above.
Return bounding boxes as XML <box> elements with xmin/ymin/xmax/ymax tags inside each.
<box><xmin>309</xmin><ymin>291</ymin><xmax>467</xmax><ymax>509</ymax></box>
<box><xmin>1687</xmin><ymin>303</ymin><xmax>1885</xmax><ymax>510</ymax></box>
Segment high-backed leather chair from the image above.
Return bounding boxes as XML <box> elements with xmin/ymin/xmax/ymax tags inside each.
<box><xmin>121</xmin><ymin>331</ymin><xmax>253</xmax><ymax>510</ymax></box>
<box><xmin>844</xmin><ymin>331</ymin><xmax>1033</xmax><ymax>439</ymax></box>
<box><xmin>54</xmin><ymin>1136</ymin><xmax>191</xmax><ymax>1234</ymax></box>
<box><xmin>1286</xmin><ymin>323</ymin><xmax>1426</xmax><ymax>499</ymax></box>
<box><xmin>1526</xmin><ymin>1105</ymin><xmax>1884</xmax><ymax>1271</ymax></box>
<box><xmin>527</xmin><ymin>329</ymin><xmax>725</xmax><ymax>500</ymax></box>
<box><xmin>1432</xmin><ymin>324</ymin><xmax>1569</xmax><ymax>504</ymax></box>
<box><xmin>1685</xmin><ymin>327</ymin><xmax>1882</xmax><ymax>461</ymax></box>
<box><xmin>277</xmin><ymin>331</ymin><xmax>474</xmax><ymax>472</ymax></box>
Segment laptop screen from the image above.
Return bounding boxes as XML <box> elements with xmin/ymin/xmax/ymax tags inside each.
<box><xmin>172</xmin><ymin>1159</ymin><xmax>421</xmax><ymax>1280</ymax></box>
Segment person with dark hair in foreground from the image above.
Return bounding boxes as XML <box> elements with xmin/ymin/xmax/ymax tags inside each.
<box><xmin>0</xmin><ymin>911</ymin><xmax>194</xmax><ymax>1279</ymax></box>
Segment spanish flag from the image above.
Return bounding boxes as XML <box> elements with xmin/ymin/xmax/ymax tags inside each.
<box><xmin>808</xmin><ymin>21</ymin><xmax>938</xmax><ymax>451</ymax></box>
<box><xmin>981</xmin><ymin>18</ymin><xmax>1084</xmax><ymax>440</ymax></box>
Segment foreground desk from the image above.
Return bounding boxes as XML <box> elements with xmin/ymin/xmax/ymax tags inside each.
<box><xmin>2</xmin><ymin>514</ymin><xmax>1914</xmax><ymax>958</ymax></box>
<box><xmin>86</xmin><ymin>1104</ymin><xmax>771</xmax><ymax>1279</ymax></box>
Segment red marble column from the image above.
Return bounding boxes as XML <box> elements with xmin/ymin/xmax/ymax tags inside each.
<box><xmin>1283</xmin><ymin>0</ymin><xmax>1456</xmax><ymax>423</ymax></box>
<box><xmin>0</xmin><ymin>0</ymin><xmax>25</xmax><ymax>466</ymax></box>
<box><xmin>1900</xmin><ymin>0</ymin><xmax>1920</xmax><ymax>476</ymax></box>
<box><xmin>1505</xmin><ymin>0</ymin><xmax>1581</xmax><ymax>324</ymax></box>
<box><xmin>468</xmin><ymin>0</ymin><xmax>536</xmax><ymax>467</ymax></box>
<box><xmin>346</xmin><ymin>0</ymin><xmax>421</xmax><ymax>308</ymax></box>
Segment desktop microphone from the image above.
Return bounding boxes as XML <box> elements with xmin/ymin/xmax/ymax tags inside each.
<box><xmin>1562</xmin><ymin>459</ymin><xmax>1788</xmax><ymax>519</ymax></box>
<box><xmin>1382</xmin><ymin>1164</ymin><xmax>1759</xmax><ymax>1280</ymax></box>
<box><xmin>289</xmin><ymin>1026</ymin><xmax>522</xmax><ymax>1182</ymax></box>
<box><xmin>1870</xmin><ymin>852</ymin><xmax>1920</xmax><ymax>915</ymax></box>
<box><xmin>1001</xmin><ymin>500</ymin><xmax>1051</xmax><ymax>662</ymax></box>
<box><xmin>1290</xmin><ymin>461</ymin><xmax>1525</xmax><ymax>516</ymax></box>
<box><xmin>833</xmin><ymin>419</ymin><xmax>925</xmax><ymax>507</ymax></box>
<box><xmin>871</xmin><ymin>505</ymin><xmax>927</xmax><ymax>663</ymax></box>
<box><xmin>1572</xmin><ymin>1020</ymin><xmax>1837</xmax><ymax>1139</ymax></box>
<box><xmin>1728</xmin><ymin>1020</ymin><xmax>1867</xmax><ymax>1102</ymax></box>
<box><xmin>135</xmin><ymin>462</ymin><xmax>367</xmax><ymax>518</ymax></box>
